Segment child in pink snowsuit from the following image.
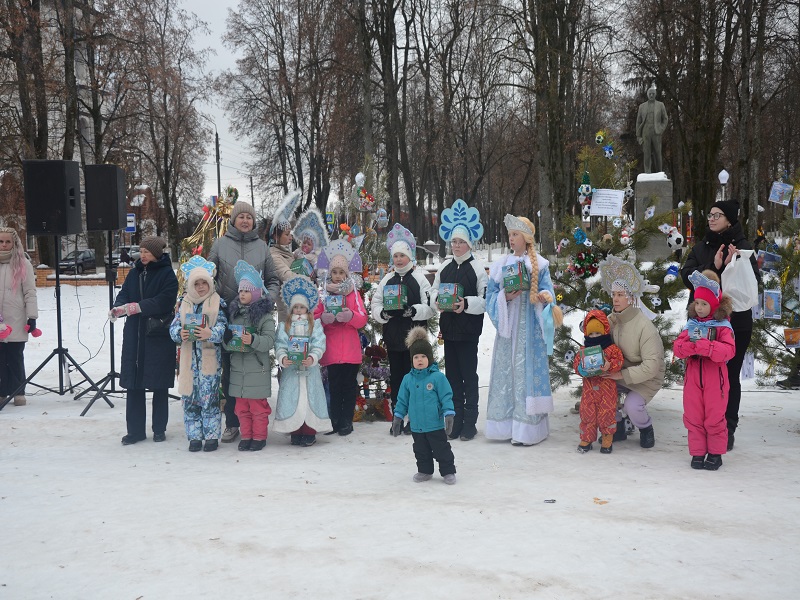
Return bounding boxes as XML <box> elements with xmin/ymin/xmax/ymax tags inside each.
<box><xmin>672</xmin><ymin>270</ymin><xmax>736</xmax><ymax>471</ymax></box>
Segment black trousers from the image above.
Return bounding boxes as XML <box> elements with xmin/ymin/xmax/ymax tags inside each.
<box><xmin>388</xmin><ymin>350</ymin><xmax>411</xmax><ymax>410</ymax></box>
<box><xmin>411</xmin><ymin>429</ymin><xmax>456</xmax><ymax>476</ymax></box>
<box><xmin>443</xmin><ymin>339</ymin><xmax>479</xmax><ymax>438</ymax></box>
<box><xmin>327</xmin><ymin>362</ymin><xmax>360</xmax><ymax>429</ymax></box>
<box><xmin>0</xmin><ymin>341</ymin><xmax>26</xmax><ymax>397</ymax></box>
<box><xmin>726</xmin><ymin>311</ymin><xmax>753</xmax><ymax>432</ymax></box>
<box><xmin>126</xmin><ymin>388</ymin><xmax>169</xmax><ymax>437</ymax></box>
<box><xmin>221</xmin><ymin>350</ymin><xmax>239</xmax><ymax>428</ymax></box>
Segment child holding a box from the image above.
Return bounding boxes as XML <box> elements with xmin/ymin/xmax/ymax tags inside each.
<box><xmin>371</xmin><ymin>224</ymin><xmax>435</xmax><ymax>431</ymax></box>
<box><xmin>273</xmin><ymin>276</ymin><xmax>330</xmax><ymax>446</ymax></box>
<box><xmin>485</xmin><ymin>214</ymin><xmax>562</xmax><ymax>446</ymax></box>
<box><xmin>170</xmin><ymin>256</ymin><xmax>228</xmax><ymax>452</ymax></box>
<box><xmin>574</xmin><ymin>310</ymin><xmax>624</xmax><ymax>454</ymax></box>
<box><xmin>314</xmin><ymin>240</ymin><xmax>369</xmax><ymax>436</ymax></box>
<box><xmin>672</xmin><ymin>270</ymin><xmax>735</xmax><ymax>470</ymax></box>
<box><xmin>222</xmin><ymin>261</ymin><xmax>276</xmax><ymax>452</ymax></box>
<box><xmin>431</xmin><ymin>200</ymin><xmax>487</xmax><ymax>441</ymax></box>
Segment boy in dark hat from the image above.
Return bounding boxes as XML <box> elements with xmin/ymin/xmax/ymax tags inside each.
<box><xmin>391</xmin><ymin>327</ymin><xmax>457</xmax><ymax>484</ymax></box>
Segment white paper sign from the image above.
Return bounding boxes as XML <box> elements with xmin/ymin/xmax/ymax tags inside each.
<box><xmin>589</xmin><ymin>189</ymin><xmax>624</xmax><ymax>217</ymax></box>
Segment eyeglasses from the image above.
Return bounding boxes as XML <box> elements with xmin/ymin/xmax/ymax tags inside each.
<box><xmin>707</xmin><ymin>212</ymin><xmax>725</xmax><ymax>221</ymax></box>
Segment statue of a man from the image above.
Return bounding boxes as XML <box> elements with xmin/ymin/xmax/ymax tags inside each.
<box><xmin>636</xmin><ymin>86</ymin><xmax>669</xmax><ymax>174</ymax></box>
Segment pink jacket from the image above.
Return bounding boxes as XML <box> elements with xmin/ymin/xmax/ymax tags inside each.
<box><xmin>673</xmin><ymin>326</ymin><xmax>736</xmax><ymax>400</ymax></box>
<box><xmin>313</xmin><ymin>290</ymin><xmax>368</xmax><ymax>366</ymax></box>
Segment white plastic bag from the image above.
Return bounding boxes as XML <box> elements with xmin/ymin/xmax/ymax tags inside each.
<box><xmin>721</xmin><ymin>249</ymin><xmax>759</xmax><ymax>312</ymax></box>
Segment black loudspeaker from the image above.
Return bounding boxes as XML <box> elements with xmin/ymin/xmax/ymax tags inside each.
<box><xmin>85</xmin><ymin>164</ymin><xmax>127</xmax><ymax>231</ymax></box>
<box><xmin>23</xmin><ymin>160</ymin><xmax>83</xmax><ymax>235</ymax></box>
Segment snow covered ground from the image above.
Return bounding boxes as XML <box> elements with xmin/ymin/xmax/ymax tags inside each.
<box><xmin>3</xmin><ymin>279</ymin><xmax>800</xmax><ymax>599</ymax></box>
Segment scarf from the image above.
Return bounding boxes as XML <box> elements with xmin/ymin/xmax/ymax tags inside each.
<box><xmin>584</xmin><ymin>333</ymin><xmax>614</xmax><ymax>350</ymax></box>
<box><xmin>177</xmin><ymin>290</ymin><xmax>221</xmax><ymax>396</ymax></box>
<box><xmin>393</xmin><ymin>262</ymin><xmax>414</xmax><ymax>276</ymax></box>
<box><xmin>681</xmin><ymin>316</ymin><xmax>733</xmax><ymax>333</ymax></box>
<box><xmin>0</xmin><ymin>250</ymin><xmax>11</xmax><ymax>263</ymax></box>
<box><xmin>453</xmin><ymin>251</ymin><xmax>472</xmax><ymax>265</ymax></box>
<box><xmin>325</xmin><ymin>277</ymin><xmax>355</xmax><ymax>296</ymax></box>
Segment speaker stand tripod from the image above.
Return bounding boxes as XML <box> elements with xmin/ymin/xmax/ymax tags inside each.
<box><xmin>75</xmin><ymin>231</ymin><xmax>125</xmax><ymax>415</ymax></box>
<box><xmin>0</xmin><ymin>236</ymin><xmax>114</xmax><ymax>412</ymax></box>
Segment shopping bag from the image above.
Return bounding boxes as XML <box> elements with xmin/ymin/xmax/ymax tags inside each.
<box><xmin>721</xmin><ymin>249</ymin><xmax>759</xmax><ymax>312</ymax></box>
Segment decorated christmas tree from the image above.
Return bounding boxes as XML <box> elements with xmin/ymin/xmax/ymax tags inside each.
<box><xmin>750</xmin><ymin>215</ymin><xmax>800</xmax><ymax>385</ymax></box>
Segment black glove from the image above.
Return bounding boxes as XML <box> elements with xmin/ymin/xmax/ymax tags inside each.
<box><xmin>444</xmin><ymin>414</ymin><xmax>455</xmax><ymax>436</ymax></box>
<box><xmin>402</xmin><ymin>306</ymin><xmax>417</xmax><ymax>318</ymax></box>
<box><xmin>223</xmin><ymin>328</ymin><xmax>234</xmax><ymax>344</ymax></box>
<box><xmin>391</xmin><ymin>417</ymin><xmax>404</xmax><ymax>437</ymax></box>
<box><xmin>385</xmin><ymin>309</ymin><xmax>405</xmax><ymax>318</ymax></box>
<box><xmin>380</xmin><ymin>310</ymin><xmax>391</xmax><ymax>321</ymax></box>
<box><xmin>27</xmin><ymin>318</ymin><xmax>36</xmax><ymax>331</ymax></box>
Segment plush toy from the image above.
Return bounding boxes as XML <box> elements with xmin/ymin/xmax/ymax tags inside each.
<box><xmin>666</xmin><ymin>227</ymin><xmax>685</xmax><ymax>252</ymax></box>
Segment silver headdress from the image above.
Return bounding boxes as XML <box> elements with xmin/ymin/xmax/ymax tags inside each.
<box><xmin>503</xmin><ymin>214</ymin><xmax>534</xmax><ymax>237</ymax></box>
<box><xmin>599</xmin><ymin>255</ymin><xmax>660</xmax><ymax>298</ymax></box>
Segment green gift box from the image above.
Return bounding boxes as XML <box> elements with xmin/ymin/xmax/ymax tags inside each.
<box><xmin>578</xmin><ymin>345</ymin><xmax>605</xmax><ymax>377</ymax></box>
<box><xmin>324</xmin><ymin>294</ymin><xmax>344</xmax><ymax>315</ymax></box>
<box><xmin>287</xmin><ymin>335</ymin><xmax>309</xmax><ymax>365</ymax></box>
<box><xmin>383</xmin><ymin>284</ymin><xmax>408</xmax><ymax>311</ymax></box>
<box><xmin>437</xmin><ymin>283</ymin><xmax>463</xmax><ymax>311</ymax></box>
<box><xmin>291</xmin><ymin>258</ymin><xmax>314</xmax><ymax>277</ymax></box>
<box><xmin>502</xmin><ymin>262</ymin><xmax>530</xmax><ymax>292</ymax></box>
<box><xmin>227</xmin><ymin>324</ymin><xmax>256</xmax><ymax>351</ymax></box>
<box><xmin>183</xmin><ymin>313</ymin><xmax>207</xmax><ymax>342</ymax></box>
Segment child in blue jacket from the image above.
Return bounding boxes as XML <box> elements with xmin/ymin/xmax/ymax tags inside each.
<box><xmin>391</xmin><ymin>327</ymin><xmax>457</xmax><ymax>484</ymax></box>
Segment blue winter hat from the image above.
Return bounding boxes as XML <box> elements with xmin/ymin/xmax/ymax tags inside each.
<box><xmin>234</xmin><ymin>260</ymin><xmax>266</xmax><ymax>300</ymax></box>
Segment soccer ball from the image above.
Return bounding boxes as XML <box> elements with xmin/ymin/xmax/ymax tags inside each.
<box><xmin>666</xmin><ymin>228</ymin><xmax>684</xmax><ymax>251</ymax></box>
<box><xmin>595</xmin><ymin>134</ymin><xmax>604</xmax><ymax>145</ymax></box>
<box><xmin>582</xmin><ymin>204</ymin><xmax>592</xmax><ymax>219</ymax></box>
<box><xmin>603</xmin><ymin>145</ymin><xmax>614</xmax><ymax>159</ymax></box>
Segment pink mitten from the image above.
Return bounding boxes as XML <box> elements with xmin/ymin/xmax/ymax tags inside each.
<box><xmin>0</xmin><ymin>324</ymin><xmax>12</xmax><ymax>340</ymax></box>
<box><xmin>320</xmin><ymin>312</ymin><xmax>336</xmax><ymax>325</ymax></box>
<box><xmin>124</xmin><ymin>303</ymin><xmax>142</xmax><ymax>316</ymax></box>
<box><xmin>694</xmin><ymin>338</ymin><xmax>712</xmax><ymax>357</ymax></box>
<box><xmin>335</xmin><ymin>308</ymin><xmax>354</xmax><ymax>323</ymax></box>
<box><xmin>110</xmin><ymin>306</ymin><xmax>127</xmax><ymax>319</ymax></box>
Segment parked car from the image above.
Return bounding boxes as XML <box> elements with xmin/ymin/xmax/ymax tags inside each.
<box><xmin>59</xmin><ymin>249</ymin><xmax>97</xmax><ymax>274</ymax></box>
<box><xmin>105</xmin><ymin>245</ymin><xmax>140</xmax><ymax>268</ymax></box>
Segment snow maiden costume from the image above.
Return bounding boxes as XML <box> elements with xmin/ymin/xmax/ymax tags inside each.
<box><xmin>430</xmin><ymin>199</ymin><xmax>487</xmax><ymax>441</ymax></box>
<box><xmin>273</xmin><ymin>275</ymin><xmax>331</xmax><ymax>445</ymax></box>
<box><xmin>292</xmin><ymin>206</ymin><xmax>329</xmax><ymax>270</ymax></box>
<box><xmin>485</xmin><ymin>215</ymin><xmax>562</xmax><ymax>445</ymax></box>
<box><xmin>269</xmin><ymin>189</ymin><xmax>302</xmax><ymax>324</ymax></box>
<box><xmin>170</xmin><ymin>256</ymin><xmax>228</xmax><ymax>451</ymax></box>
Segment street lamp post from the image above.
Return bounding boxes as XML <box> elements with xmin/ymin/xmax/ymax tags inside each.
<box><xmin>718</xmin><ymin>168</ymin><xmax>729</xmax><ymax>202</ymax></box>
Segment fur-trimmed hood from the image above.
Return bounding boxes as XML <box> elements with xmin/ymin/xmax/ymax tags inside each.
<box><xmin>688</xmin><ymin>294</ymin><xmax>732</xmax><ymax>321</ymax></box>
<box><xmin>229</xmin><ymin>295</ymin><xmax>274</xmax><ymax>324</ymax></box>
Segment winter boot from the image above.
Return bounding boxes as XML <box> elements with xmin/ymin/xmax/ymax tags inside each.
<box><xmin>249</xmin><ymin>440</ymin><xmax>267</xmax><ymax>451</ymax></box>
<box><xmin>704</xmin><ymin>454</ymin><xmax>723</xmax><ymax>470</ymax></box>
<box><xmin>613</xmin><ymin>418</ymin><xmax>628</xmax><ymax>442</ymax></box>
<box><xmin>576</xmin><ymin>442</ymin><xmax>593</xmax><ymax>454</ymax></box>
<box><xmin>188</xmin><ymin>440</ymin><xmax>202</xmax><ymax>452</ymax></box>
<box><xmin>152</xmin><ymin>432</ymin><xmax>166</xmax><ymax>443</ymax></box>
<box><xmin>727</xmin><ymin>428</ymin><xmax>736</xmax><ymax>451</ymax></box>
<box><xmin>203</xmin><ymin>439</ymin><xmax>219</xmax><ymax>452</ymax></box>
<box><xmin>13</xmin><ymin>395</ymin><xmax>26</xmax><ymax>406</ymax></box>
<box><xmin>691</xmin><ymin>455</ymin><xmax>706</xmax><ymax>469</ymax></box>
<box><xmin>238</xmin><ymin>439</ymin><xmax>252</xmax><ymax>451</ymax></box>
<box><xmin>338</xmin><ymin>422</ymin><xmax>354</xmax><ymax>436</ymax></box>
<box><xmin>413</xmin><ymin>473</ymin><xmax>433</xmax><ymax>483</ymax></box>
<box><xmin>639</xmin><ymin>425</ymin><xmax>655</xmax><ymax>448</ymax></box>
<box><xmin>300</xmin><ymin>435</ymin><xmax>316</xmax><ymax>447</ymax></box>
<box><xmin>290</xmin><ymin>435</ymin><xmax>302</xmax><ymax>446</ymax></box>
<box><xmin>121</xmin><ymin>433</ymin><xmax>146</xmax><ymax>445</ymax></box>
<box><xmin>443</xmin><ymin>474</ymin><xmax>457</xmax><ymax>485</ymax></box>
<box><xmin>600</xmin><ymin>434</ymin><xmax>613</xmax><ymax>454</ymax></box>
<box><xmin>221</xmin><ymin>427</ymin><xmax>239</xmax><ymax>443</ymax></box>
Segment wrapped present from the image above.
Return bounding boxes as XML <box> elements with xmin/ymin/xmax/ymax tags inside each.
<box><xmin>291</xmin><ymin>258</ymin><xmax>314</xmax><ymax>277</ymax></box>
<box><xmin>383</xmin><ymin>284</ymin><xmax>408</xmax><ymax>311</ymax></box>
<box><xmin>437</xmin><ymin>283</ymin><xmax>463</xmax><ymax>311</ymax></box>
<box><xmin>688</xmin><ymin>323</ymin><xmax>718</xmax><ymax>342</ymax></box>
<box><xmin>183</xmin><ymin>313</ymin><xmax>207</xmax><ymax>341</ymax></box>
<box><xmin>227</xmin><ymin>324</ymin><xmax>256</xmax><ymax>351</ymax></box>
<box><xmin>287</xmin><ymin>335</ymin><xmax>309</xmax><ymax>365</ymax></box>
<box><xmin>324</xmin><ymin>294</ymin><xmax>344</xmax><ymax>315</ymax></box>
<box><xmin>502</xmin><ymin>262</ymin><xmax>530</xmax><ymax>292</ymax></box>
<box><xmin>578</xmin><ymin>345</ymin><xmax>605</xmax><ymax>376</ymax></box>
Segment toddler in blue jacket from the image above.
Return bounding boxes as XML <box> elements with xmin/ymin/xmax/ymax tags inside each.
<box><xmin>391</xmin><ymin>327</ymin><xmax>457</xmax><ymax>484</ymax></box>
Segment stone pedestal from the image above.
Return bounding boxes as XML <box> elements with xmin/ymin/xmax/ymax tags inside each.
<box><xmin>635</xmin><ymin>173</ymin><xmax>673</xmax><ymax>261</ymax></box>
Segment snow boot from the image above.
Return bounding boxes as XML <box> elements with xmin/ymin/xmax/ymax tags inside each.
<box><xmin>238</xmin><ymin>439</ymin><xmax>252</xmax><ymax>451</ymax></box>
<box><xmin>338</xmin><ymin>422</ymin><xmax>353</xmax><ymax>436</ymax></box>
<box><xmin>188</xmin><ymin>440</ymin><xmax>202</xmax><ymax>452</ymax></box>
<box><xmin>152</xmin><ymin>432</ymin><xmax>166</xmax><ymax>443</ymax></box>
<box><xmin>413</xmin><ymin>473</ymin><xmax>433</xmax><ymax>483</ymax></box>
<box><xmin>249</xmin><ymin>440</ymin><xmax>266</xmax><ymax>451</ymax></box>
<box><xmin>600</xmin><ymin>434</ymin><xmax>613</xmax><ymax>454</ymax></box>
<box><xmin>704</xmin><ymin>454</ymin><xmax>723</xmax><ymax>470</ymax></box>
<box><xmin>613</xmin><ymin>418</ymin><xmax>628</xmax><ymax>442</ymax></box>
<box><xmin>639</xmin><ymin>425</ymin><xmax>655</xmax><ymax>448</ymax></box>
<box><xmin>203</xmin><ymin>439</ymin><xmax>219</xmax><ymax>452</ymax></box>
<box><xmin>576</xmin><ymin>442</ymin><xmax>593</xmax><ymax>453</ymax></box>
<box><xmin>121</xmin><ymin>433</ymin><xmax>145</xmax><ymax>445</ymax></box>
<box><xmin>691</xmin><ymin>455</ymin><xmax>706</xmax><ymax>469</ymax></box>
<box><xmin>13</xmin><ymin>395</ymin><xmax>26</xmax><ymax>406</ymax></box>
<box><xmin>443</xmin><ymin>474</ymin><xmax>457</xmax><ymax>485</ymax></box>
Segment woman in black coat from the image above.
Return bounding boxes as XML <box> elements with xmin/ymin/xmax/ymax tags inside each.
<box><xmin>110</xmin><ymin>237</ymin><xmax>178</xmax><ymax>445</ymax></box>
<box><xmin>680</xmin><ymin>200</ymin><xmax>760</xmax><ymax>450</ymax></box>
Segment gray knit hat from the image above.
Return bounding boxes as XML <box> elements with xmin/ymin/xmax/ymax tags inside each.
<box><xmin>140</xmin><ymin>236</ymin><xmax>167</xmax><ymax>258</ymax></box>
<box><xmin>230</xmin><ymin>201</ymin><xmax>257</xmax><ymax>226</ymax></box>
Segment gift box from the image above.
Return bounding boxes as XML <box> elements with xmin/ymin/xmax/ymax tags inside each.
<box><xmin>578</xmin><ymin>345</ymin><xmax>605</xmax><ymax>376</ymax></box>
<box><xmin>291</xmin><ymin>258</ymin><xmax>314</xmax><ymax>277</ymax></box>
<box><xmin>437</xmin><ymin>283</ymin><xmax>463</xmax><ymax>311</ymax></box>
<box><xmin>324</xmin><ymin>294</ymin><xmax>345</xmax><ymax>315</ymax></box>
<box><xmin>383</xmin><ymin>284</ymin><xmax>408</xmax><ymax>311</ymax></box>
<box><xmin>183</xmin><ymin>313</ymin><xmax>207</xmax><ymax>341</ymax></box>
<box><xmin>502</xmin><ymin>262</ymin><xmax>530</xmax><ymax>292</ymax></box>
<box><xmin>688</xmin><ymin>324</ymin><xmax>718</xmax><ymax>342</ymax></box>
<box><xmin>287</xmin><ymin>335</ymin><xmax>309</xmax><ymax>365</ymax></box>
<box><xmin>227</xmin><ymin>324</ymin><xmax>256</xmax><ymax>351</ymax></box>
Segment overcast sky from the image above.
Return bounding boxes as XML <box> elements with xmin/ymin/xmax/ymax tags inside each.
<box><xmin>191</xmin><ymin>0</ymin><xmax>257</xmax><ymax>205</ymax></box>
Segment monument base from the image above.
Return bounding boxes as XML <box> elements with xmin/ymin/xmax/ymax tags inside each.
<box><xmin>635</xmin><ymin>173</ymin><xmax>673</xmax><ymax>261</ymax></box>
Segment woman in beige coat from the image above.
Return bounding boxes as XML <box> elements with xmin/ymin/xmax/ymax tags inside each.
<box><xmin>599</xmin><ymin>256</ymin><xmax>666</xmax><ymax>448</ymax></box>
